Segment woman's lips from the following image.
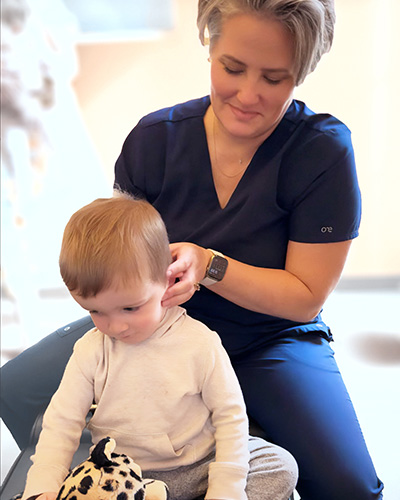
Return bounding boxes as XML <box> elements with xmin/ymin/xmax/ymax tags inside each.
<box><xmin>229</xmin><ymin>103</ymin><xmax>259</xmax><ymax>121</ymax></box>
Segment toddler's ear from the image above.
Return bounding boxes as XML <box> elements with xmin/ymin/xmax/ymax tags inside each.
<box><xmin>161</xmin><ymin>281</ymin><xmax>172</xmax><ymax>309</ymax></box>
<box><xmin>162</xmin><ymin>278</ymin><xmax>171</xmax><ymax>295</ymax></box>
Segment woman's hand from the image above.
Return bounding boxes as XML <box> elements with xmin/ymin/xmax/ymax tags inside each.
<box><xmin>162</xmin><ymin>242</ymin><xmax>211</xmax><ymax>308</ymax></box>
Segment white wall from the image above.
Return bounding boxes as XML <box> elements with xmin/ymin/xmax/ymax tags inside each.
<box><xmin>72</xmin><ymin>0</ymin><xmax>400</xmax><ymax>277</ymax></box>
<box><xmin>296</xmin><ymin>0</ymin><xmax>400</xmax><ymax>277</ymax></box>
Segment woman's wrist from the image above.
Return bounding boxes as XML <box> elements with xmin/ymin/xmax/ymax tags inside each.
<box><xmin>200</xmin><ymin>249</ymin><xmax>229</xmax><ymax>286</ymax></box>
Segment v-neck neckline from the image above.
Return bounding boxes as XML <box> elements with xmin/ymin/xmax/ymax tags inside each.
<box><xmin>201</xmin><ymin>108</ymin><xmax>258</xmax><ymax>211</ymax></box>
<box><xmin>194</xmin><ymin>97</ymin><xmax>298</xmax><ymax>211</ymax></box>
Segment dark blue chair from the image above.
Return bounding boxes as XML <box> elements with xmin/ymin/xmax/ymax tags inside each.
<box><xmin>1</xmin><ymin>316</ymin><xmax>94</xmax><ymax>500</ymax></box>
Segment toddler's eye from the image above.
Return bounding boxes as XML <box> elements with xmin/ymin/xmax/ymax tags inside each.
<box><xmin>124</xmin><ymin>307</ymin><xmax>139</xmax><ymax>312</ymax></box>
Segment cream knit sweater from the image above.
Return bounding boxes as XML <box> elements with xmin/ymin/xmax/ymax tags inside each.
<box><xmin>22</xmin><ymin>306</ymin><xmax>249</xmax><ymax>500</ymax></box>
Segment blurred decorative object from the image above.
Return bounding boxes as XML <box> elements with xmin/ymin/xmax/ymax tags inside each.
<box><xmin>1</xmin><ymin>0</ymin><xmax>110</xmax><ymax>353</ymax></box>
<box><xmin>350</xmin><ymin>332</ymin><xmax>400</xmax><ymax>365</ymax></box>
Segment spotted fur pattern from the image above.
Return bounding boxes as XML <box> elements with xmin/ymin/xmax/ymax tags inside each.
<box><xmin>56</xmin><ymin>437</ymin><xmax>169</xmax><ymax>500</ymax></box>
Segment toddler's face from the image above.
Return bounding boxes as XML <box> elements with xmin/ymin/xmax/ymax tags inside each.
<box><xmin>71</xmin><ymin>279</ymin><xmax>168</xmax><ymax>344</ymax></box>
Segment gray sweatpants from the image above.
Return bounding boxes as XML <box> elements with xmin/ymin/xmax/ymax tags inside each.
<box><xmin>142</xmin><ymin>436</ymin><xmax>298</xmax><ymax>500</ymax></box>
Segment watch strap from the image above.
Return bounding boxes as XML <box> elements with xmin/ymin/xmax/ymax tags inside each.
<box><xmin>200</xmin><ymin>275</ymin><xmax>219</xmax><ymax>286</ymax></box>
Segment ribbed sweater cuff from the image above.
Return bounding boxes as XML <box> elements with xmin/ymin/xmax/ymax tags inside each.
<box><xmin>205</xmin><ymin>462</ymin><xmax>248</xmax><ymax>500</ymax></box>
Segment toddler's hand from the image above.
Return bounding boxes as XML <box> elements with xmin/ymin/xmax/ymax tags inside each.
<box><xmin>36</xmin><ymin>492</ymin><xmax>57</xmax><ymax>500</ymax></box>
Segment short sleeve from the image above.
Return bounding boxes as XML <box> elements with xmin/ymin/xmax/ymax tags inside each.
<box><xmin>114</xmin><ymin>117</ymin><xmax>167</xmax><ymax>202</ymax></box>
<box><xmin>278</xmin><ymin>118</ymin><xmax>361</xmax><ymax>243</ymax></box>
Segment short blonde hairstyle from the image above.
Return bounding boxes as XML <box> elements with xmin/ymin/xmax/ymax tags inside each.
<box><xmin>59</xmin><ymin>193</ymin><xmax>171</xmax><ymax>297</ymax></box>
<box><xmin>197</xmin><ymin>0</ymin><xmax>335</xmax><ymax>85</ymax></box>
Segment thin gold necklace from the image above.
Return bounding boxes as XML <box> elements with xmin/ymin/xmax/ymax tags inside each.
<box><xmin>212</xmin><ymin>115</ymin><xmax>248</xmax><ymax>178</ymax></box>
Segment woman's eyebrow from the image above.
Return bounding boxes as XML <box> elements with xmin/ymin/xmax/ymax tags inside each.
<box><xmin>220</xmin><ymin>54</ymin><xmax>290</xmax><ymax>74</ymax></box>
<box><xmin>220</xmin><ymin>54</ymin><xmax>246</xmax><ymax>65</ymax></box>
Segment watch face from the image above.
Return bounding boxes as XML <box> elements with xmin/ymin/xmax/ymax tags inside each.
<box><xmin>208</xmin><ymin>255</ymin><xmax>228</xmax><ymax>281</ymax></box>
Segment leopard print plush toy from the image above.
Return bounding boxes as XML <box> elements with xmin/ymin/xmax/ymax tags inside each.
<box><xmin>56</xmin><ymin>437</ymin><xmax>169</xmax><ymax>500</ymax></box>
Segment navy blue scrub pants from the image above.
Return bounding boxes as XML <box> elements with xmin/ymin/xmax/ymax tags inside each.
<box><xmin>233</xmin><ymin>334</ymin><xmax>383</xmax><ymax>500</ymax></box>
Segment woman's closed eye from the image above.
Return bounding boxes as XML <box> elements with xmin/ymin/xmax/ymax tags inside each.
<box><xmin>223</xmin><ymin>64</ymin><xmax>243</xmax><ymax>75</ymax></box>
<box><xmin>264</xmin><ymin>75</ymin><xmax>282</xmax><ymax>85</ymax></box>
<box><xmin>223</xmin><ymin>64</ymin><xmax>284</xmax><ymax>85</ymax></box>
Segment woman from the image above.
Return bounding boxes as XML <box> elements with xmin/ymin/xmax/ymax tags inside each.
<box><xmin>115</xmin><ymin>1</ymin><xmax>383</xmax><ymax>499</ymax></box>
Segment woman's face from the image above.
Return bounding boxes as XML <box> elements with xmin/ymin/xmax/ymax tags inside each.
<box><xmin>209</xmin><ymin>13</ymin><xmax>296</xmax><ymax>141</ymax></box>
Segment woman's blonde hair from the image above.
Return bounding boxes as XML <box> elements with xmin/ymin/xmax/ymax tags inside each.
<box><xmin>197</xmin><ymin>0</ymin><xmax>335</xmax><ymax>85</ymax></box>
<box><xmin>59</xmin><ymin>193</ymin><xmax>171</xmax><ymax>297</ymax></box>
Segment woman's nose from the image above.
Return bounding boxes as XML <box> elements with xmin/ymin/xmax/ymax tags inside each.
<box><xmin>237</xmin><ymin>76</ymin><xmax>261</xmax><ymax>107</ymax></box>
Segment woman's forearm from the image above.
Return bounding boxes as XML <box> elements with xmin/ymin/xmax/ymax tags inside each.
<box><xmin>164</xmin><ymin>240</ymin><xmax>351</xmax><ymax>322</ymax></box>
<box><xmin>209</xmin><ymin>240</ymin><xmax>351</xmax><ymax>322</ymax></box>
<box><xmin>211</xmin><ymin>260</ymin><xmax>322</xmax><ymax>322</ymax></box>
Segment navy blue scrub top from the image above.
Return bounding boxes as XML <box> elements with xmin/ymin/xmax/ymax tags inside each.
<box><xmin>115</xmin><ymin>96</ymin><xmax>361</xmax><ymax>356</ymax></box>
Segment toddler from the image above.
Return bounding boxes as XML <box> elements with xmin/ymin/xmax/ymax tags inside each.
<box><xmin>22</xmin><ymin>193</ymin><xmax>297</xmax><ymax>500</ymax></box>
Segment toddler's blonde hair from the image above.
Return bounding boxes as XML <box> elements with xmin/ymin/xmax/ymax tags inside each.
<box><xmin>59</xmin><ymin>193</ymin><xmax>171</xmax><ymax>297</ymax></box>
